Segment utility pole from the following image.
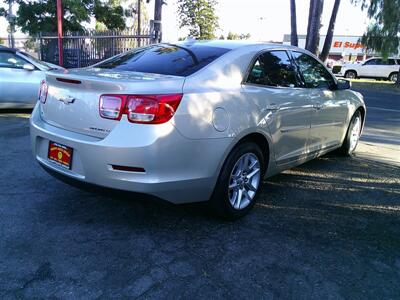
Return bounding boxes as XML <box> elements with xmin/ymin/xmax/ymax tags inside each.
<box><xmin>153</xmin><ymin>0</ymin><xmax>163</xmax><ymax>43</ymax></box>
<box><xmin>56</xmin><ymin>0</ymin><xmax>63</xmax><ymax>66</ymax></box>
<box><xmin>137</xmin><ymin>0</ymin><xmax>141</xmax><ymax>46</ymax></box>
<box><xmin>7</xmin><ymin>0</ymin><xmax>15</xmax><ymax>48</ymax></box>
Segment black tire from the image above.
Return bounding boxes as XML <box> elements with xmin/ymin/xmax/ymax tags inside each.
<box><xmin>338</xmin><ymin>110</ymin><xmax>362</xmax><ymax>156</ymax></box>
<box><xmin>389</xmin><ymin>72</ymin><xmax>398</xmax><ymax>83</ymax></box>
<box><xmin>345</xmin><ymin>70</ymin><xmax>357</xmax><ymax>79</ymax></box>
<box><xmin>209</xmin><ymin>142</ymin><xmax>266</xmax><ymax>220</ymax></box>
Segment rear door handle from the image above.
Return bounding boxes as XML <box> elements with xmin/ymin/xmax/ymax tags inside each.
<box><xmin>267</xmin><ymin>104</ymin><xmax>280</xmax><ymax>112</ymax></box>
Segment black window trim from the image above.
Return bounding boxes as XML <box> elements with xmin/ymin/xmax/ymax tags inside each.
<box><xmin>242</xmin><ymin>48</ymin><xmax>304</xmax><ymax>89</ymax></box>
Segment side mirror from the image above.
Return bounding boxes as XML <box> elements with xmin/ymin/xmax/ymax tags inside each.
<box><xmin>23</xmin><ymin>63</ymin><xmax>35</xmax><ymax>71</ymax></box>
<box><xmin>336</xmin><ymin>79</ymin><xmax>351</xmax><ymax>90</ymax></box>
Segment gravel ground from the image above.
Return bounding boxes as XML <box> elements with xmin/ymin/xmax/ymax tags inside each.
<box><xmin>0</xmin><ymin>106</ymin><xmax>399</xmax><ymax>298</ymax></box>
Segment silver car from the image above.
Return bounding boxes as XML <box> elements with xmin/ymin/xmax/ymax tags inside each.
<box><xmin>30</xmin><ymin>41</ymin><xmax>365</xmax><ymax>219</ymax></box>
<box><xmin>0</xmin><ymin>47</ymin><xmax>63</xmax><ymax>108</ymax></box>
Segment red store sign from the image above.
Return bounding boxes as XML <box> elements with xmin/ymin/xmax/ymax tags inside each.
<box><xmin>333</xmin><ymin>41</ymin><xmax>364</xmax><ymax>50</ymax></box>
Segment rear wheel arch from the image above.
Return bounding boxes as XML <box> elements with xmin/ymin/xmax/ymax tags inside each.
<box><xmin>214</xmin><ymin>131</ymin><xmax>271</xmax><ymax>183</ymax></box>
<box><xmin>235</xmin><ymin>132</ymin><xmax>270</xmax><ymax>165</ymax></box>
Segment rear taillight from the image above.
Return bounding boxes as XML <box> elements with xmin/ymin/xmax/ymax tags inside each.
<box><xmin>99</xmin><ymin>95</ymin><xmax>123</xmax><ymax>120</ymax></box>
<box><xmin>38</xmin><ymin>80</ymin><xmax>48</xmax><ymax>103</ymax></box>
<box><xmin>99</xmin><ymin>94</ymin><xmax>183</xmax><ymax>124</ymax></box>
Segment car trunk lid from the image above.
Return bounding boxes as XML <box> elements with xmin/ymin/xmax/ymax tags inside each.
<box><xmin>40</xmin><ymin>68</ymin><xmax>185</xmax><ymax>138</ymax></box>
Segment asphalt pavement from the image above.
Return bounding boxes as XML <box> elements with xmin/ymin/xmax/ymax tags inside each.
<box><xmin>355</xmin><ymin>86</ymin><xmax>400</xmax><ymax>146</ymax></box>
<box><xmin>0</xmin><ymin>87</ymin><xmax>399</xmax><ymax>299</ymax></box>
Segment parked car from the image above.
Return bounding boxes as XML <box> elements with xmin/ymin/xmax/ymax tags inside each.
<box><xmin>337</xmin><ymin>57</ymin><xmax>399</xmax><ymax>82</ymax></box>
<box><xmin>0</xmin><ymin>47</ymin><xmax>64</xmax><ymax>108</ymax></box>
<box><xmin>30</xmin><ymin>41</ymin><xmax>365</xmax><ymax>219</ymax></box>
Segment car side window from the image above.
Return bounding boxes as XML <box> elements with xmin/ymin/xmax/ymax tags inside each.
<box><xmin>246</xmin><ymin>51</ymin><xmax>298</xmax><ymax>88</ymax></box>
<box><xmin>0</xmin><ymin>52</ymin><xmax>27</xmax><ymax>69</ymax></box>
<box><xmin>291</xmin><ymin>51</ymin><xmax>335</xmax><ymax>89</ymax></box>
<box><xmin>364</xmin><ymin>59</ymin><xmax>377</xmax><ymax>66</ymax></box>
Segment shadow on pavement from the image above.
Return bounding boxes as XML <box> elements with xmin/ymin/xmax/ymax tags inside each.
<box><xmin>1</xmin><ymin>112</ymin><xmax>400</xmax><ymax>298</ymax></box>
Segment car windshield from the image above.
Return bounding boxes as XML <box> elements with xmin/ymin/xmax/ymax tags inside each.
<box><xmin>94</xmin><ymin>43</ymin><xmax>231</xmax><ymax>76</ymax></box>
<box><xmin>20</xmin><ymin>51</ymin><xmax>52</xmax><ymax>70</ymax></box>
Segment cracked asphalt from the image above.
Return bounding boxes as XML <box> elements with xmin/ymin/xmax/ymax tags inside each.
<box><xmin>0</xmin><ymin>87</ymin><xmax>399</xmax><ymax>299</ymax></box>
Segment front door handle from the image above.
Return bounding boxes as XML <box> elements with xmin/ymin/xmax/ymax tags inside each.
<box><xmin>313</xmin><ymin>103</ymin><xmax>323</xmax><ymax>110</ymax></box>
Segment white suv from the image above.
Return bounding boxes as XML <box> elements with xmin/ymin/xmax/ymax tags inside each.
<box><xmin>338</xmin><ymin>57</ymin><xmax>399</xmax><ymax>82</ymax></box>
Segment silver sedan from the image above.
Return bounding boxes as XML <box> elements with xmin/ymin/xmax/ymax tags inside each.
<box><xmin>0</xmin><ymin>47</ymin><xmax>63</xmax><ymax>108</ymax></box>
<box><xmin>30</xmin><ymin>41</ymin><xmax>365</xmax><ymax>219</ymax></box>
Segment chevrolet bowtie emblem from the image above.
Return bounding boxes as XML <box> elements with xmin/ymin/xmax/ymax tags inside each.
<box><xmin>58</xmin><ymin>96</ymin><xmax>75</xmax><ymax>104</ymax></box>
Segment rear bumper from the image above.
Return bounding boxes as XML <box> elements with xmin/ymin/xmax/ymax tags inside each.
<box><xmin>30</xmin><ymin>104</ymin><xmax>232</xmax><ymax>203</ymax></box>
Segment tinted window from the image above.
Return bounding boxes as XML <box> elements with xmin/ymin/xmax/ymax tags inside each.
<box><xmin>365</xmin><ymin>59</ymin><xmax>398</xmax><ymax>65</ymax></box>
<box><xmin>364</xmin><ymin>59</ymin><xmax>378</xmax><ymax>65</ymax></box>
<box><xmin>247</xmin><ymin>51</ymin><xmax>298</xmax><ymax>87</ymax></box>
<box><xmin>0</xmin><ymin>52</ymin><xmax>27</xmax><ymax>69</ymax></box>
<box><xmin>94</xmin><ymin>44</ymin><xmax>230</xmax><ymax>76</ymax></box>
<box><xmin>292</xmin><ymin>51</ymin><xmax>335</xmax><ymax>89</ymax></box>
<box><xmin>380</xmin><ymin>59</ymin><xmax>397</xmax><ymax>65</ymax></box>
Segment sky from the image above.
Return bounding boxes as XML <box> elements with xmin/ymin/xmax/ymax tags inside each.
<box><xmin>154</xmin><ymin>0</ymin><xmax>369</xmax><ymax>42</ymax></box>
<box><xmin>0</xmin><ymin>0</ymin><xmax>369</xmax><ymax>41</ymax></box>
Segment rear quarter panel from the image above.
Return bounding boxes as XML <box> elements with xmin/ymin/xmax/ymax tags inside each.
<box><xmin>173</xmin><ymin>45</ymin><xmax>278</xmax><ymax>177</ymax></box>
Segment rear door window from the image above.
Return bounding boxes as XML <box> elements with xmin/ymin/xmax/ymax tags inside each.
<box><xmin>94</xmin><ymin>44</ymin><xmax>230</xmax><ymax>76</ymax></box>
<box><xmin>364</xmin><ymin>59</ymin><xmax>378</xmax><ymax>65</ymax></box>
<box><xmin>246</xmin><ymin>50</ymin><xmax>298</xmax><ymax>87</ymax></box>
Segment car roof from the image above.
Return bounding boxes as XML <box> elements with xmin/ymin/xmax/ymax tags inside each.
<box><xmin>174</xmin><ymin>39</ymin><xmax>293</xmax><ymax>51</ymax></box>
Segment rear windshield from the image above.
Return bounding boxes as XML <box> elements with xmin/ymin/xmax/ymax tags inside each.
<box><xmin>94</xmin><ymin>44</ymin><xmax>231</xmax><ymax>76</ymax></box>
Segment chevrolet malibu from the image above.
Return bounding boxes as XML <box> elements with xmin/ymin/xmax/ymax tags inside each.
<box><xmin>30</xmin><ymin>41</ymin><xmax>365</xmax><ymax>219</ymax></box>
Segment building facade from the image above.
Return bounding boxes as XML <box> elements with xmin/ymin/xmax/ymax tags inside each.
<box><xmin>283</xmin><ymin>34</ymin><xmax>375</xmax><ymax>62</ymax></box>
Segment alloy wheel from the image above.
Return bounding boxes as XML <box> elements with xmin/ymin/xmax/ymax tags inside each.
<box><xmin>228</xmin><ymin>153</ymin><xmax>261</xmax><ymax>210</ymax></box>
<box><xmin>346</xmin><ymin>71</ymin><xmax>356</xmax><ymax>79</ymax></box>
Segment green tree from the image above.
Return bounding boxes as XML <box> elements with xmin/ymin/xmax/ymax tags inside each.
<box><xmin>227</xmin><ymin>32</ymin><xmax>238</xmax><ymax>40</ymax></box>
<box><xmin>352</xmin><ymin>0</ymin><xmax>400</xmax><ymax>85</ymax></box>
<box><xmin>227</xmin><ymin>32</ymin><xmax>250</xmax><ymax>40</ymax></box>
<box><xmin>14</xmin><ymin>0</ymin><xmax>126</xmax><ymax>35</ymax></box>
<box><xmin>177</xmin><ymin>0</ymin><xmax>219</xmax><ymax>40</ymax></box>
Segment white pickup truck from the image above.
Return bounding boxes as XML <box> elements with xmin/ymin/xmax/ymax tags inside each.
<box><xmin>337</xmin><ymin>57</ymin><xmax>399</xmax><ymax>82</ymax></box>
